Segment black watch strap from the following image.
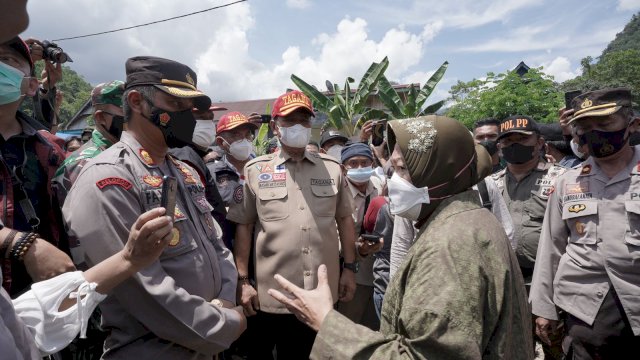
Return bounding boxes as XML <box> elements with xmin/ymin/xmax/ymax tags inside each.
<box><xmin>343</xmin><ymin>261</ymin><xmax>359</xmax><ymax>273</ymax></box>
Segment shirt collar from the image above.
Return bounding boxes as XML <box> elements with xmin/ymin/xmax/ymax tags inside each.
<box><xmin>346</xmin><ymin>177</ymin><xmax>374</xmax><ymax>198</ymax></box>
<box><xmin>273</xmin><ymin>149</ymin><xmax>319</xmax><ymax>167</ymax></box>
<box><xmin>120</xmin><ymin>131</ymin><xmax>163</xmax><ymax>168</ymax></box>
<box><xmin>91</xmin><ymin>129</ymin><xmax>113</xmax><ymax>149</ymax></box>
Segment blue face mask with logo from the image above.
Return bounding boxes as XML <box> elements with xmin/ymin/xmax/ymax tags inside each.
<box><xmin>0</xmin><ymin>62</ymin><xmax>25</xmax><ymax>105</ymax></box>
<box><xmin>346</xmin><ymin>166</ymin><xmax>374</xmax><ymax>184</ymax></box>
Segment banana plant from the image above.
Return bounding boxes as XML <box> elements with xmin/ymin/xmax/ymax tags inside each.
<box><xmin>252</xmin><ymin>103</ymin><xmax>272</xmax><ymax>155</ymax></box>
<box><xmin>291</xmin><ymin>57</ymin><xmax>390</xmax><ymax>136</ymax></box>
<box><xmin>376</xmin><ymin>60</ymin><xmax>449</xmax><ymax>118</ymax></box>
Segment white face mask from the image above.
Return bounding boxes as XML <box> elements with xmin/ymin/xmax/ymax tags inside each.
<box><xmin>346</xmin><ymin>166</ymin><xmax>374</xmax><ymax>184</ymax></box>
<box><xmin>278</xmin><ymin>124</ymin><xmax>311</xmax><ymax>148</ymax></box>
<box><xmin>227</xmin><ymin>138</ymin><xmax>253</xmax><ymax>161</ymax></box>
<box><xmin>326</xmin><ymin>144</ymin><xmax>343</xmax><ymax>160</ymax></box>
<box><xmin>570</xmin><ymin>138</ymin><xmax>587</xmax><ymax>160</ymax></box>
<box><xmin>387</xmin><ymin>173</ymin><xmax>430</xmax><ymax>221</ymax></box>
<box><xmin>191</xmin><ymin>120</ymin><xmax>216</xmax><ymax>149</ymax></box>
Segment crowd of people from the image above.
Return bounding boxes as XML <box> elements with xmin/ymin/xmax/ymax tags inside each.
<box><xmin>2</xmin><ymin>2</ymin><xmax>640</xmax><ymax>360</ymax></box>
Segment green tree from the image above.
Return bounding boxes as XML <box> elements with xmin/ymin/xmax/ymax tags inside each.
<box><xmin>561</xmin><ymin>49</ymin><xmax>640</xmax><ymax>108</ymax></box>
<box><xmin>376</xmin><ymin>61</ymin><xmax>449</xmax><ymax>118</ymax></box>
<box><xmin>291</xmin><ymin>57</ymin><xmax>389</xmax><ymax>136</ymax></box>
<box><xmin>602</xmin><ymin>13</ymin><xmax>640</xmax><ymax>56</ymax></box>
<box><xmin>21</xmin><ymin>62</ymin><xmax>92</xmax><ymax>126</ymax></box>
<box><xmin>446</xmin><ymin>67</ymin><xmax>563</xmax><ymax>129</ymax></box>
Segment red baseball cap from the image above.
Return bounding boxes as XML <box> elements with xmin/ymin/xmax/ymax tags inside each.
<box><xmin>271</xmin><ymin>90</ymin><xmax>315</xmax><ymax>119</ymax></box>
<box><xmin>216</xmin><ymin>111</ymin><xmax>258</xmax><ymax>134</ymax></box>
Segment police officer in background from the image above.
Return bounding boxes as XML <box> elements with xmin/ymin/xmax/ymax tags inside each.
<box><xmin>63</xmin><ymin>56</ymin><xmax>246</xmax><ymax>358</ymax></box>
<box><xmin>531</xmin><ymin>88</ymin><xmax>640</xmax><ymax>359</ymax></box>
<box><xmin>228</xmin><ymin>90</ymin><xmax>357</xmax><ymax>359</ymax></box>
<box><xmin>492</xmin><ymin>115</ymin><xmax>566</xmax><ymax>283</ymax></box>
<box><xmin>319</xmin><ymin>129</ymin><xmax>349</xmax><ymax>159</ymax></box>
<box><xmin>492</xmin><ymin>115</ymin><xmax>566</xmax><ymax>359</ymax></box>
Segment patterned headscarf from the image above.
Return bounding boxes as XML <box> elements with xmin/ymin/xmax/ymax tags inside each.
<box><xmin>387</xmin><ymin>115</ymin><xmax>487</xmax><ymax>202</ymax></box>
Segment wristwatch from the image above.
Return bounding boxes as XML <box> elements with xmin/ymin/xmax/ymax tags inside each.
<box><xmin>211</xmin><ymin>299</ymin><xmax>223</xmax><ymax>307</ymax></box>
<box><xmin>343</xmin><ymin>261</ymin><xmax>360</xmax><ymax>273</ymax></box>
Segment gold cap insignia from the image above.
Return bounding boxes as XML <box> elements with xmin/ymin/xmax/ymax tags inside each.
<box><xmin>568</xmin><ymin>203</ymin><xmax>586</xmax><ymax>213</ymax></box>
<box><xmin>581</xmin><ymin>99</ymin><xmax>593</xmax><ymax>109</ymax></box>
<box><xmin>185</xmin><ymin>73</ymin><xmax>195</xmax><ymax>86</ymax></box>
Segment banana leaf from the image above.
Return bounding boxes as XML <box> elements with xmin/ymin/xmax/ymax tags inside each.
<box><xmin>405</xmin><ymin>84</ymin><xmax>418</xmax><ymax>116</ymax></box>
<box><xmin>420</xmin><ymin>99</ymin><xmax>446</xmax><ymax>116</ymax></box>
<box><xmin>416</xmin><ymin>61</ymin><xmax>449</xmax><ymax>110</ymax></box>
<box><xmin>355</xmin><ymin>108</ymin><xmax>389</xmax><ymax>128</ymax></box>
<box><xmin>376</xmin><ymin>75</ymin><xmax>405</xmax><ymax>118</ymax></box>
<box><xmin>291</xmin><ymin>74</ymin><xmax>333</xmax><ymax>111</ymax></box>
<box><xmin>351</xmin><ymin>57</ymin><xmax>389</xmax><ymax>114</ymax></box>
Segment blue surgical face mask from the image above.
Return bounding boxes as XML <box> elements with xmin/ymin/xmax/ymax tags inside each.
<box><xmin>0</xmin><ymin>62</ymin><xmax>25</xmax><ymax>105</ymax></box>
<box><xmin>346</xmin><ymin>166</ymin><xmax>374</xmax><ymax>184</ymax></box>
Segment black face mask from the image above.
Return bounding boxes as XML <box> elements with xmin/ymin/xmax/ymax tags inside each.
<box><xmin>107</xmin><ymin>115</ymin><xmax>125</xmax><ymax>140</ymax></box>
<box><xmin>578</xmin><ymin>127</ymin><xmax>628</xmax><ymax>158</ymax></box>
<box><xmin>144</xmin><ymin>99</ymin><xmax>196</xmax><ymax>149</ymax></box>
<box><xmin>479</xmin><ymin>140</ymin><xmax>498</xmax><ymax>156</ymax></box>
<box><xmin>501</xmin><ymin>143</ymin><xmax>536</xmax><ymax>164</ymax></box>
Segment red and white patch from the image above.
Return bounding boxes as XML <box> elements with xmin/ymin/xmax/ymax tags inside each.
<box><xmin>273</xmin><ymin>173</ymin><xmax>286</xmax><ymax>181</ymax></box>
<box><xmin>96</xmin><ymin>177</ymin><xmax>132</xmax><ymax>190</ymax></box>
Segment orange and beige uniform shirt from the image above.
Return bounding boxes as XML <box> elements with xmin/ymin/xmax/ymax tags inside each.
<box><xmin>227</xmin><ymin>150</ymin><xmax>354</xmax><ymax>314</ymax></box>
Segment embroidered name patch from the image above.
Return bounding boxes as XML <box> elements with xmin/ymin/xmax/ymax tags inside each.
<box><xmin>259</xmin><ymin>181</ymin><xmax>286</xmax><ymax>188</ymax></box>
<box><xmin>96</xmin><ymin>177</ymin><xmax>132</xmax><ymax>190</ymax></box>
<box><xmin>563</xmin><ymin>193</ymin><xmax>593</xmax><ymax>202</ymax></box>
<box><xmin>311</xmin><ymin>178</ymin><xmax>335</xmax><ymax>186</ymax></box>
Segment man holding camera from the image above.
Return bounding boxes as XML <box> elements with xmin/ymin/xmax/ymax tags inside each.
<box><xmin>0</xmin><ymin>36</ymin><xmax>74</xmax><ymax>297</ymax></box>
<box><xmin>63</xmin><ymin>56</ymin><xmax>246</xmax><ymax>358</ymax></box>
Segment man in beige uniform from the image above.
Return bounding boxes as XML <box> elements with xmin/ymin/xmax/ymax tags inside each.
<box><xmin>63</xmin><ymin>56</ymin><xmax>246</xmax><ymax>359</ymax></box>
<box><xmin>228</xmin><ymin>90</ymin><xmax>357</xmax><ymax>359</ymax></box>
<box><xmin>531</xmin><ymin>88</ymin><xmax>640</xmax><ymax>359</ymax></box>
<box><xmin>336</xmin><ymin>142</ymin><xmax>383</xmax><ymax>330</ymax></box>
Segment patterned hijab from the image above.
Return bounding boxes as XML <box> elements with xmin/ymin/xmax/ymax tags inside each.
<box><xmin>387</xmin><ymin>115</ymin><xmax>489</xmax><ymax>219</ymax></box>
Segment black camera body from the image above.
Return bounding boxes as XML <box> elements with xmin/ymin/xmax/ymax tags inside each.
<box><xmin>41</xmin><ymin>41</ymin><xmax>73</xmax><ymax>64</ymax></box>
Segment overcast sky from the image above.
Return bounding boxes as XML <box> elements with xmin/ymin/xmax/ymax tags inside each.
<box><xmin>21</xmin><ymin>0</ymin><xmax>640</xmax><ymax>105</ymax></box>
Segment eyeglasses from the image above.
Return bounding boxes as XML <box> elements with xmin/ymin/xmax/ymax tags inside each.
<box><xmin>344</xmin><ymin>159</ymin><xmax>373</xmax><ymax>169</ymax></box>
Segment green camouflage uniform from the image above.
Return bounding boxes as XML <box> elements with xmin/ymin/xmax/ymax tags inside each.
<box><xmin>53</xmin><ymin>130</ymin><xmax>113</xmax><ymax>205</ymax></box>
<box><xmin>50</xmin><ymin>80</ymin><xmax>123</xmax><ymax>360</ymax></box>
<box><xmin>52</xmin><ymin>80</ymin><xmax>123</xmax><ymax>206</ymax></box>
<box><xmin>311</xmin><ymin>190</ymin><xmax>533</xmax><ymax>359</ymax></box>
